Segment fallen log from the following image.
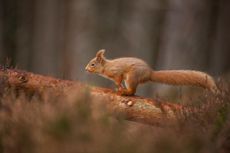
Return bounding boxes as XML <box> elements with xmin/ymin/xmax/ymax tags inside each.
<box><xmin>0</xmin><ymin>67</ymin><xmax>183</xmax><ymax>126</ymax></box>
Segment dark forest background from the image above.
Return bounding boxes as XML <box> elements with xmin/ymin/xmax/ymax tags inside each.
<box><xmin>1</xmin><ymin>1</ymin><xmax>230</xmax><ymax>153</ymax></box>
<box><xmin>0</xmin><ymin>0</ymin><xmax>230</xmax><ymax>97</ymax></box>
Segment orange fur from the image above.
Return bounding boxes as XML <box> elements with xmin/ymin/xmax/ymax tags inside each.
<box><xmin>151</xmin><ymin>70</ymin><xmax>217</xmax><ymax>92</ymax></box>
<box><xmin>85</xmin><ymin>49</ymin><xmax>218</xmax><ymax>96</ymax></box>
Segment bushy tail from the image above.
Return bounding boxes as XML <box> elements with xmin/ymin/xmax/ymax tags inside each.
<box><xmin>151</xmin><ymin>70</ymin><xmax>218</xmax><ymax>92</ymax></box>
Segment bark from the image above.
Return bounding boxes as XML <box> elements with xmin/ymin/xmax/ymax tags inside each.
<box><xmin>0</xmin><ymin>67</ymin><xmax>183</xmax><ymax>126</ymax></box>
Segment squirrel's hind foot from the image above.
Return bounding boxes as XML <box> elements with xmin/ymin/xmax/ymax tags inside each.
<box><xmin>117</xmin><ymin>89</ymin><xmax>135</xmax><ymax>96</ymax></box>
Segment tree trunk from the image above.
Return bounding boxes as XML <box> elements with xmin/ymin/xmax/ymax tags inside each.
<box><xmin>0</xmin><ymin>68</ymin><xmax>183</xmax><ymax>126</ymax></box>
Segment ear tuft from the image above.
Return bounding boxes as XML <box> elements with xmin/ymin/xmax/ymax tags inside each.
<box><xmin>96</xmin><ymin>49</ymin><xmax>105</xmax><ymax>58</ymax></box>
<box><xmin>96</xmin><ymin>49</ymin><xmax>106</xmax><ymax>64</ymax></box>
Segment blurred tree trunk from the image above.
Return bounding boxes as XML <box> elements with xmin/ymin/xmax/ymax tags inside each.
<box><xmin>211</xmin><ymin>0</ymin><xmax>230</xmax><ymax>75</ymax></box>
<box><xmin>15</xmin><ymin>0</ymin><xmax>35</xmax><ymax>70</ymax></box>
<box><xmin>62</xmin><ymin>0</ymin><xmax>96</xmax><ymax>80</ymax></box>
<box><xmin>157</xmin><ymin>0</ymin><xmax>214</xmax><ymax>70</ymax></box>
<box><xmin>0</xmin><ymin>4</ymin><xmax>3</xmax><ymax>58</ymax></box>
<box><xmin>31</xmin><ymin>0</ymin><xmax>61</xmax><ymax>76</ymax></box>
<box><xmin>0</xmin><ymin>0</ymin><xmax>18</xmax><ymax>65</ymax></box>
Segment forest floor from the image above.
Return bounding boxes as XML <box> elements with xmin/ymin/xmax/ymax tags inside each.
<box><xmin>0</xmin><ymin>69</ymin><xmax>229</xmax><ymax>153</ymax></box>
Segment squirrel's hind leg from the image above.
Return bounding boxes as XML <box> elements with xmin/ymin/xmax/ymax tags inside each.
<box><xmin>119</xmin><ymin>75</ymin><xmax>138</xmax><ymax>96</ymax></box>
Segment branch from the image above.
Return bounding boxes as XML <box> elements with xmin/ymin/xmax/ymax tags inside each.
<box><xmin>0</xmin><ymin>68</ymin><xmax>183</xmax><ymax>126</ymax></box>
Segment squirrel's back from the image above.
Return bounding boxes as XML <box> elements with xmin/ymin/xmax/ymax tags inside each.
<box><xmin>104</xmin><ymin>57</ymin><xmax>152</xmax><ymax>83</ymax></box>
<box><xmin>108</xmin><ymin>57</ymin><xmax>149</xmax><ymax>67</ymax></box>
<box><xmin>105</xmin><ymin>57</ymin><xmax>151</xmax><ymax>73</ymax></box>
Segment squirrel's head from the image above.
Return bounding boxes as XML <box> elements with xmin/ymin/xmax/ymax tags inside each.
<box><xmin>85</xmin><ymin>49</ymin><xmax>106</xmax><ymax>73</ymax></box>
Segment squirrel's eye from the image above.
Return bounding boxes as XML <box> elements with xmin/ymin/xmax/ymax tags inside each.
<box><xmin>91</xmin><ymin>63</ymin><xmax>95</xmax><ymax>67</ymax></box>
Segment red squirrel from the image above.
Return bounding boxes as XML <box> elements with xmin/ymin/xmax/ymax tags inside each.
<box><xmin>85</xmin><ymin>49</ymin><xmax>217</xmax><ymax>96</ymax></box>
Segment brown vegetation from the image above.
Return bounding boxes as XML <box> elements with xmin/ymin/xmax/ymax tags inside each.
<box><xmin>0</xmin><ymin>67</ymin><xmax>230</xmax><ymax>153</ymax></box>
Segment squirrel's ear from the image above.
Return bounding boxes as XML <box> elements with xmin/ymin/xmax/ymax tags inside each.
<box><xmin>96</xmin><ymin>49</ymin><xmax>105</xmax><ymax>58</ymax></box>
<box><xmin>96</xmin><ymin>49</ymin><xmax>106</xmax><ymax>64</ymax></box>
<box><xmin>96</xmin><ymin>49</ymin><xmax>105</xmax><ymax>64</ymax></box>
